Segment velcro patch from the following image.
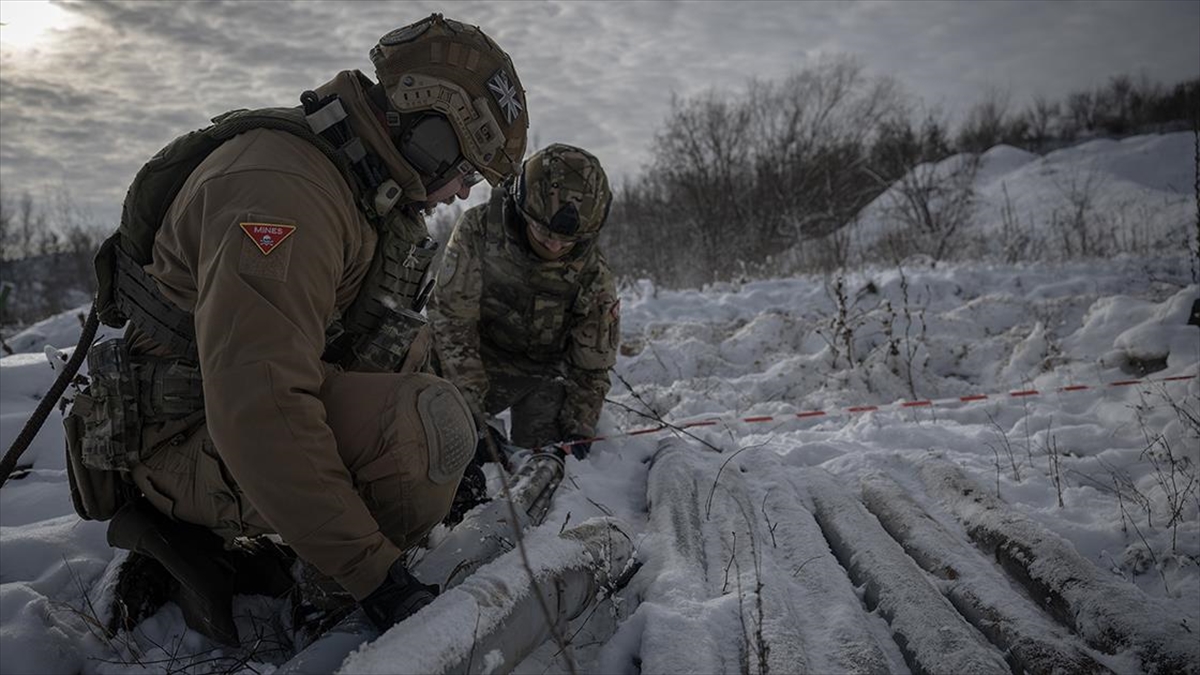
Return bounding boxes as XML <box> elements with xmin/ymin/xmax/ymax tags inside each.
<box><xmin>240</xmin><ymin>222</ymin><xmax>296</xmax><ymax>255</ymax></box>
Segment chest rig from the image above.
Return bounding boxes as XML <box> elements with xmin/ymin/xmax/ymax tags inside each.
<box><xmin>96</xmin><ymin>92</ymin><xmax>436</xmax><ymax>378</ymax></box>
<box><xmin>478</xmin><ymin>188</ymin><xmax>596</xmax><ymax>362</ymax></box>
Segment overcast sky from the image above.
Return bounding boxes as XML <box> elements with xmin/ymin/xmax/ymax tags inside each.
<box><xmin>1</xmin><ymin>0</ymin><xmax>1197</xmax><ymax>229</ymax></box>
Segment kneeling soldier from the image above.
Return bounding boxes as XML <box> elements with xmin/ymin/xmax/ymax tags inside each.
<box><xmin>66</xmin><ymin>13</ymin><xmax>529</xmax><ymax>644</ymax></box>
<box><xmin>429</xmin><ymin>143</ymin><xmax>619</xmax><ymax>482</ymax></box>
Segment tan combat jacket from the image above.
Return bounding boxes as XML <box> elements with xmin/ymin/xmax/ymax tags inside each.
<box><xmin>428</xmin><ymin>188</ymin><xmax>619</xmax><ymax>439</ymax></box>
<box><xmin>141</xmin><ymin>70</ymin><xmax>428</xmax><ymax>597</ymax></box>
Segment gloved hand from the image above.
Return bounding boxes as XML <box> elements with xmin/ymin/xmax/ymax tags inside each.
<box><xmin>475</xmin><ymin>421</ymin><xmax>511</xmax><ymax>466</ymax></box>
<box><xmin>360</xmin><ymin>559</ymin><xmax>439</xmax><ymax>632</ymax></box>
<box><xmin>444</xmin><ymin>458</ymin><xmax>489</xmax><ymax>526</ymax></box>
<box><xmin>561</xmin><ymin>434</ymin><xmax>593</xmax><ymax>460</ymax></box>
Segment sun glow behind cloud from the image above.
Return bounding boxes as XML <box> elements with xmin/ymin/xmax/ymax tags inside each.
<box><xmin>0</xmin><ymin>0</ymin><xmax>76</xmax><ymax>50</ymax></box>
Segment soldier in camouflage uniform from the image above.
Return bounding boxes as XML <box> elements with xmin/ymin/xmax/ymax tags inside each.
<box><xmin>429</xmin><ymin>144</ymin><xmax>619</xmax><ymax>461</ymax></box>
<box><xmin>77</xmin><ymin>14</ymin><xmax>530</xmax><ymax>644</ymax></box>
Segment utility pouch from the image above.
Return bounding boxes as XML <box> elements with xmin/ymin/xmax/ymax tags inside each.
<box><xmin>81</xmin><ymin>338</ymin><xmax>143</xmax><ymax>471</ymax></box>
<box><xmin>341</xmin><ymin>306</ymin><xmax>429</xmax><ymax>373</ymax></box>
<box><xmin>64</xmin><ymin>392</ymin><xmax>132</xmax><ymax>521</ymax></box>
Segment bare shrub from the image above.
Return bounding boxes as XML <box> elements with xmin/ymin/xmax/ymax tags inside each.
<box><xmin>1051</xmin><ymin>168</ymin><xmax>1107</xmax><ymax>258</ymax></box>
<box><xmin>877</xmin><ymin>152</ymin><xmax>980</xmax><ymax>264</ymax></box>
<box><xmin>997</xmin><ymin>182</ymin><xmax>1033</xmax><ymax>264</ymax></box>
<box><xmin>985</xmin><ymin>410</ymin><xmax>1022</xmax><ymax>482</ymax></box>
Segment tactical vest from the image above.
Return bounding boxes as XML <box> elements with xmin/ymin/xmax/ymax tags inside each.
<box><xmin>95</xmin><ymin>104</ymin><xmax>437</xmax><ymax>375</ymax></box>
<box><xmin>477</xmin><ymin>188</ymin><xmax>596</xmax><ymax>362</ymax></box>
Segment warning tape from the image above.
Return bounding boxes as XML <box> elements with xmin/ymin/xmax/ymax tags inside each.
<box><xmin>551</xmin><ymin>373</ymin><xmax>1198</xmax><ymax>454</ymax></box>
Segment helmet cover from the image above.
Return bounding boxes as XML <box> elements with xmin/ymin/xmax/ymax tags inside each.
<box><xmin>371</xmin><ymin>13</ymin><xmax>529</xmax><ymax>185</ymax></box>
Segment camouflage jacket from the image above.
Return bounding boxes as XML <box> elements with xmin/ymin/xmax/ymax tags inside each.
<box><xmin>428</xmin><ymin>186</ymin><xmax>619</xmax><ymax>438</ymax></box>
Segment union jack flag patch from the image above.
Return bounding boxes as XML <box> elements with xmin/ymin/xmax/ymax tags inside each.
<box><xmin>487</xmin><ymin>70</ymin><xmax>523</xmax><ymax>124</ymax></box>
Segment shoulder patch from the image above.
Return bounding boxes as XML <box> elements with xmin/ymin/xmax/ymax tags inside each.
<box><xmin>240</xmin><ymin>222</ymin><xmax>296</xmax><ymax>255</ymax></box>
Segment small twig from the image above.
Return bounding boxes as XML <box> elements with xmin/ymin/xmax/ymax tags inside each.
<box><xmin>734</xmin><ymin>553</ymin><xmax>750</xmax><ymax>675</ymax></box>
<box><xmin>705</xmin><ymin>444</ymin><xmax>768</xmax><ymax>520</ymax></box>
<box><xmin>608</xmin><ymin>373</ymin><xmax>725</xmax><ymax>453</ymax></box>
<box><xmin>586</xmin><ymin>498</ymin><xmax>614</xmax><ymax>517</ymax></box>
<box><xmin>985</xmin><ymin>409</ymin><xmax>1021</xmax><ymax>481</ymax></box>
<box><xmin>466</xmin><ymin>608</ymin><xmax>483</xmax><ymax>674</ymax></box>
<box><xmin>1114</xmin><ymin>482</ymin><xmax>1171</xmax><ymax>595</ymax></box>
<box><xmin>760</xmin><ymin>490</ymin><xmax>779</xmax><ymax>548</ymax></box>
<box><xmin>791</xmin><ymin>555</ymin><xmax>823</xmax><ymax>578</ymax></box>
<box><xmin>722</xmin><ymin>531</ymin><xmax>738</xmax><ymax>595</ymax></box>
<box><xmin>611</xmin><ymin>369</ymin><xmax>666</xmax><ymax>420</ymax></box>
<box><xmin>751</xmin><ymin>532</ymin><xmax>769</xmax><ymax>675</ymax></box>
<box><xmin>986</xmin><ymin>442</ymin><xmax>1002</xmax><ymax>499</ymax></box>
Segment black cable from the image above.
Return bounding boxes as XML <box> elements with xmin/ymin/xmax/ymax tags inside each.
<box><xmin>0</xmin><ymin>305</ymin><xmax>99</xmax><ymax>486</ymax></box>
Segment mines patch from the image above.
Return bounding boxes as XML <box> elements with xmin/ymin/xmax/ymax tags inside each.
<box><xmin>240</xmin><ymin>222</ymin><xmax>296</xmax><ymax>255</ymax></box>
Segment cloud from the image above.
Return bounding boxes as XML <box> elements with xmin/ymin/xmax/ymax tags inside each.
<box><xmin>0</xmin><ymin>0</ymin><xmax>1195</xmax><ymax>227</ymax></box>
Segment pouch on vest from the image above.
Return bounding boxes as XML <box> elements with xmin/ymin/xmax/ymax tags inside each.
<box><xmin>64</xmin><ymin>388</ymin><xmax>133</xmax><ymax>521</ymax></box>
<box><xmin>338</xmin><ymin>306</ymin><xmax>430</xmax><ymax>373</ymax></box>
<box><xmin>81</xmin><ymin>338</ymin><xmax>143</xmax><ymax>471</ymax></box>
<box><xmin>63</xmin><ymin>338</ymin><xmax>143</xmax><ymax>520</ymax></box>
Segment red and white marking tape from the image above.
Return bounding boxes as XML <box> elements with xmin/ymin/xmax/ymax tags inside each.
<box><xmin>553</xmin><ymin>373</ymin><xmax>1197</xmax><ymax>453</ymax></box>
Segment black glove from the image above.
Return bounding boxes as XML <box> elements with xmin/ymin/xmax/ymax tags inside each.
<box><xmin>562</xmin><ymin>434</ymin><xmax>593</xmax><ymax>460</ymax></box>
<box><xmin>444</xmin><ymin>459</ymin><xmax>489</xmax><ymax>527</ymax></box>
<box><xmin>360</xmin><ymin>559</ymin><xmax>439</xmax><ymax>632</ymax></box>
<box><xmin>475</xmin><ymin>422</ymin><xmax>510</xmax><ymax>465</ymax></box>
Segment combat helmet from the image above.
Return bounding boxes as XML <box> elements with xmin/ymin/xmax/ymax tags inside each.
<box><xmin>370</xmin><ymin>14</ymin><xmax>529</xmax><ymax>187</ymax></box>
<box><xmin>514</xmin><ymin>143</ymin><xmax>612</xmax><ymax>243</ymax></box>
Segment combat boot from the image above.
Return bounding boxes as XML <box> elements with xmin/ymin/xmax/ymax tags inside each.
<box><xmin>106</xmin><ymin>498</ymin><xmax>240</xmax><ymax>645</ymax></box>
<box><xmin>230</xmin><ymin>536</ymin><xmax>297</xmax><ymax>598</ymax></box>
<box><xmin>359</xmin><ymin>558</ymin><xmax>438</xmax><ymax>631</ymax></box>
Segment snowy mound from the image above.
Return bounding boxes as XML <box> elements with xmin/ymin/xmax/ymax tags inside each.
<box><xmin>844</xmin><ymin>131</ymin><xmax>1196</xmax><ymax>263</ymax></box>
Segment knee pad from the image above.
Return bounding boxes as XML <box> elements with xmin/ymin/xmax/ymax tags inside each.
<box><xmin>417</xmin><ymin>377</ymin><xmax>477</xmax><ymax>485</ymax></box>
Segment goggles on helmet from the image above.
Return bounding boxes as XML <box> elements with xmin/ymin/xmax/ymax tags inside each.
<box><xmin>523</xmin><ymin>210</ymin><xmax>593</xmax><ymax>246</ymax></box>
<box><xmin>398</xmin><ymin>113</ymin><xmax>483</xmax><ymax>193</ymax></box>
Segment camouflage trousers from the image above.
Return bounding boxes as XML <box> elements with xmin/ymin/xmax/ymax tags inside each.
<box><xmin>481</xmin><ymin>345</ymin><xmax>566</xmax><ymax>449</ymax></box>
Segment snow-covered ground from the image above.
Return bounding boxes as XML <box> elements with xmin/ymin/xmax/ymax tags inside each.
<box><xmin>1</xmin><ymin>133</ymin><xmax>1197</xmax><ymax>674</ymax></box>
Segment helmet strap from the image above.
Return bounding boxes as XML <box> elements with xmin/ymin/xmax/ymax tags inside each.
<box><xmin>301</xmin><ymin>89</ymin><xmax>396</xmax><ymax>220</ymax></box>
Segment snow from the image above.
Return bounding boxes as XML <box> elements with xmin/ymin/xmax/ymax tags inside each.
<box><xmin>1</xmin><ymin>131</ymin><xmax>1198</xmax><ymax>674</ymax></box>
<box><xmin>848</xmin><ymin>131</ymin><xmax>1195</xmax><ymax>264</ymax></box>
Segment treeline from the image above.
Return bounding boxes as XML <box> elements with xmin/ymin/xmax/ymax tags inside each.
<box><xmin>2</xmin><ymin>65</ymin><xmax>1195</xmax><ymax>326</ymax></box>
<box><xmin>0</xmin><ymin>191</ymin><xmax>105</xmax><ymax>325</ymax></box>
<box><xmin>954</xmin><ymin>73</ymin><xmax>1199</xmax><ymax>153</ymax></box>
<box><xmin>600</xmin><ymin>60</ymin><xmax>1199</xmax><ymax>288</ymax></box>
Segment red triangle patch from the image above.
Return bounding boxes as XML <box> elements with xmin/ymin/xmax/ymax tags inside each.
<box><xmin>240</xmin><ymin>222</ymin><xmax>296</xmax><ymax>255</ymax></box>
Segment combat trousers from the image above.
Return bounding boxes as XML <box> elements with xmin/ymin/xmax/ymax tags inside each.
<box><xmin>481</xmin><ymin>347</ymin><xmax>566</xmax><ymax>449</ymax></box>
<box><xmin>129</xmin><ymin>369</ymin><xmax>473</xmax><ymax>598</ymax></box>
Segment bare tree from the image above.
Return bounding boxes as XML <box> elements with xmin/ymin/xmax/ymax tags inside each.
<box><xmin>955</xmin><ymin>88</ymin><xmax>1012</xmax><ymax>153</ymax></box>
<box><xmin>0</xmin><ymin>191</ymin><xmax>49</xmax><ymax>260</ymax></box>
<box><xmin>1066</xmin><ymin>90</ymin><xmax>1098</xmax><ymax>138</ymax></box>
<box><xmin>1024</xmin><ymin>95</ymin><xmax>1060</xmax><ymax>150</ymax></box>
<box><xmin>0</xmin><ymin>187</ymin><xmax>105</xmax><ymax>325</ymax></box>
<box><xmin>607</xmin><ymin>55</ymin><xmax>904</xmax><ymax>286</ymax></box>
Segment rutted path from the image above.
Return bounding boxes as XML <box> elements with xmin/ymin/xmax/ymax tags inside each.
<box><xmin>632</xmin><ymin>438</ymin><xmax>1196</xmax><ymax>675</ymax></box>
